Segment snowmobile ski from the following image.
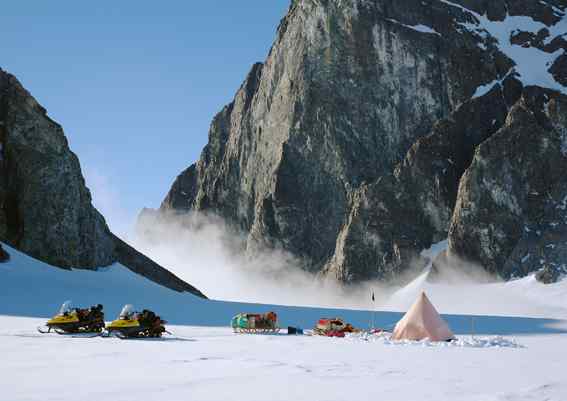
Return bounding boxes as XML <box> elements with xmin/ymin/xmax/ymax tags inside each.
<box><xmin>101</xmin><ymin>328</ymin><xmax>174</xmax><ymax>340</ymax></box>
<box><xmin>53</xmin><ymin>329</ymin><xmax>103</xmax><ymax>338</ymax></box>
<box><xmin>37</xmin><ymin>326</ymin><xmax>52</xmax><ymax>334</ymax></box>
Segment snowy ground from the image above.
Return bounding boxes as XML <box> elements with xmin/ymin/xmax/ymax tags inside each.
<box><xmin>1</xmin><ymin>317</ymin><xmax>566</xmax><ymax>401</ymax></box>
<box><xmin>1</xmin><ymin>243</ymin><xmax>567</xmax><ymax>400</ymax></box>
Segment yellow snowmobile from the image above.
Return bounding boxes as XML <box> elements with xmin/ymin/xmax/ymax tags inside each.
<box><xmin>104</xmin><ymin>305</ymin><xmax>168</xmax><ymax>339</ymax></box>
<box><xmin>37</xmin><ymin>301</ymin><xmax>105</xmax><ymax>335</ymax></box>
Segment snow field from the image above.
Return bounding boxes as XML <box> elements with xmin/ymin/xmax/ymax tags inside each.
<box><xmin>2</xmin><ymin>243</ymin><xmax>567</xmax><ymax>400</ymax></box>
<box><xmin>1</xmin><ymin>317</ymin><xmax>566</xmax><ymax>401</ymax></box>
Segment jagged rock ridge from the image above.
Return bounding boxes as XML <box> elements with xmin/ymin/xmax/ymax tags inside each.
<box><xmin>0</xmin><ymin>69</ymin><xmax>206</xmax><ymax>298</ymax></box>
<box><xmin>160</xmin><ymin>0</ymin><xmax>567</xmax><ymax>283</ymax></box>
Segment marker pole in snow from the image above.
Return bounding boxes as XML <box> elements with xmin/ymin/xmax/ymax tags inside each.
<box><xmin>370</xmin><ymin>291</ymin><xmax>375</xmax><ymax>330</ymax></box>
<box><xmin>471</xmin><ymin>316</ymin><xmax>475</xmax><ymax>340</ymax></box>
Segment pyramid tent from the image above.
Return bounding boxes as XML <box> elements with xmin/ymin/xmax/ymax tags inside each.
<box><xmin>391</xmin><ymin>291</ymin><xmax>454</xmax><ymax>341</ymax></box>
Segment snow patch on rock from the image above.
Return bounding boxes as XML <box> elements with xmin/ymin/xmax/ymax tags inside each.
<box><xmin>386</xmin><ymin>18</ymin><xmax>441</xmax><ymax>36</ymax></box>
<box><xmin>421</xmin><ymin>239</ymin><xmax>448</xmax><ymax>261</ymax></box>
<box><xmin>473</xmin><ymin>69</ymin><xmax>515</xmax><ymax>98</ymax></box>
<box><xmin>540</xmin><ymin>0</ymin><xmax>566</xmax><ymax>18</ymax></box>
<box><xmin>558</xmin><ymin>125</ymin><xmax>567</xmax><ymax>156</ymax></box>
<box><xmin>442</xmin><ymin>0</ymin><xmax>567</xmax><ymax>95</ymax></box>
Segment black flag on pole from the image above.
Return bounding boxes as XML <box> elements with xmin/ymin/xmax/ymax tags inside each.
<box><xmin>371</xmin><ymin>291</ymin><xmax>375</xmax><ymax>302</ymax></box>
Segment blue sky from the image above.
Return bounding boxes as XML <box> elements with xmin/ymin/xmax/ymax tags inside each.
<box><xmin>1</xmin><ymin>1</ymin><xmax>290</xmax><ymax>236</ymax></box>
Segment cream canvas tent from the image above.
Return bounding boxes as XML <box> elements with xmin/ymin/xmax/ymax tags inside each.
<box><xmin>391</xmin><ymin>291</ymin><xmax>454</xmax><ymax>341</ymax></box>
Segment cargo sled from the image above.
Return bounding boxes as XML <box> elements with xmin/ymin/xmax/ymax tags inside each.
<box><xmin>313</xmin><ymin>318</ymin><xmax>357</xmax><ymax>337</ymax></box>
<box><xmin>231</xmin><ymin>312</ymin><xmax>280</xmax><ymax>334</ymax></box>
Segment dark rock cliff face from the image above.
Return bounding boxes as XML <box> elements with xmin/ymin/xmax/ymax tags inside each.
<box><xmin>0</xmin><ymin>243</ymin><xmax>9</xmax><ymax>263</ymax></box>
<box><xmin>448</xmin><ymin>87</ymin><xmax>567</xmax><ymax>279</ymax></box>
<box><xmin>0</xmin><ymin>71</ymin><xmax>115</xmax><ymax>269</ymax></box>
<box><xmin>324</xmin><ymin>84</ymin><xmax>518</xmax><ymax>281</ymax></box>
<box><xmin>161</xmin><ymin>0</ymin><xmax>567</xmax><ymax>283</ymax></box>
<box><xmin>0</xmin><ymin>69</ymin><xmax>206</xmax><ymax>298</ymax></box>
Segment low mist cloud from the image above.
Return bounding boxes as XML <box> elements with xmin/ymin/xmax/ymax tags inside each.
<box><xmin>380</xmin><ymin>248</ymin><xmax>559</xmax><ymax>318</ymax></box>
<box><xmin>132</xmin><ymin>210</ymin><xmax>395</xmax><ymax>310</ymax></box>
<box><xmin>130</xmin><ymin>209</ymin><xmax>555</xmax><ymax>318</ymax></box>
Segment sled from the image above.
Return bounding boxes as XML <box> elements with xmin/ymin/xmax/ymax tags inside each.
<box><xmin>231</xmin><ymin>312</ymin><xmax>280</xmax><ymax>334</ymax></box>
<box><xmin>313</xmin><ymin>318</ymin><xmax>357</xmax><ymax>337</ymax></box>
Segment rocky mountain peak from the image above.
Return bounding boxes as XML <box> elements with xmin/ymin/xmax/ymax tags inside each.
<box><xmin>0</xmin><ymin>69</ymin><xmax>206</xmax><ymax>298</ymax></box>
<box><xmin>158</xmin><ymin>0</ymin><xmax>567</xmax><ymax>283</ymax></box>
<box><xmin>0</xmin><ymin>69</ymin><xmax>116</xmax><ymax>269</ymax></box>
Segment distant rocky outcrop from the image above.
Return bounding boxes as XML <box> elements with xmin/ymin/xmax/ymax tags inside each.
<box><xmin>158</xmin><ymin>0</ymin><xmax>567</xmax><ymax>283</ymax></box>
<box><xmin>535</xmin><ymin>265</ymin><xmax>564</xmax><ymax>284</ymax></box>
<box><xmin>0</xmin><ymin>243</ymin><xmax>9</xmax><ymax>263</ymax></box>
<box><xmin>0</xmin><ymin>71</ymin><xmax>115</xmax><ymax>269</ymax></box>
<box><xmin>448</xmin><ymin>87</ymin><xmax>567</xmax><ymax>279</ymax></box>
<box><xmin>0</xmin><ymin>69</ymin><xmax>206</xmax><ymax>298</ymax></box>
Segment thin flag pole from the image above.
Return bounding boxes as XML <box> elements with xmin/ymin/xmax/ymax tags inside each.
<box><xmin>374</xmin><ymin>290</ymin><xmax>377</xmax><ymax>331</ymax></box>
<box><xmin>371</xmin><ymin>290</ymin><xmax>375</xmax><ymax>330</ymax></box>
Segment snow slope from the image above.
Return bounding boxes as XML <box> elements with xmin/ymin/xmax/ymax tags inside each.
<box><xmin>385</xmin><ymin>241</ymin><xmax>567</xmax><ymax>320</ymax></box>
<box><xmin>385</xmin><ymin>272</ymin><xmax>567</xmax><ymax>320</ymax></box>
<box><xmin>1</xmin><ymin>243</ymin><xmax>567</xmax><ymax>401</ymax></box>
<box><xmin>1</xmin><ymin>243</ymin><xmax>565</xmax><ymax>335</ymax></box>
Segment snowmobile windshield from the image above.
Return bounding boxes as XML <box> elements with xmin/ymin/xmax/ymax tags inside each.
<box><xmin>58</xmin><ymin>301</ymin><xmax>73</xmax><ymax>315</ymax></box>
<box><xmin>119</xmin><ymin>304</ymin><xmax>135</xmax><ymax>319</ymax></box>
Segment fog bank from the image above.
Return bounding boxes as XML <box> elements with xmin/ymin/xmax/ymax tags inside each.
<box><xmin>132</xmin><ymin>210</ymin><xmax>394</xmax><ymax>309</ymax></box>
<box><xmin>131</xmin><ymin>210</ymin><xmax>567</xmax><ymax>319</ymax></box>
